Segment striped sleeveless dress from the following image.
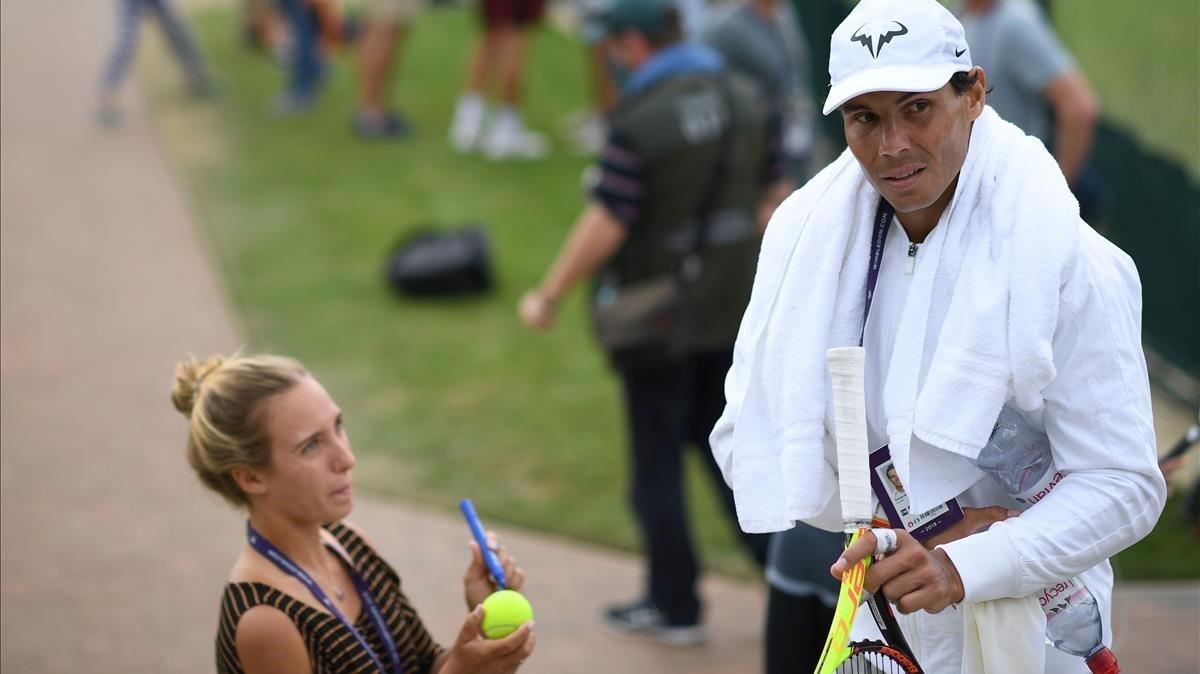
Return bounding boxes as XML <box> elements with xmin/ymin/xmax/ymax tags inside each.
<box><xmin>216</xmin><ymin>522</ymin><xmax>443</xmax><ymax>673</ymax></box>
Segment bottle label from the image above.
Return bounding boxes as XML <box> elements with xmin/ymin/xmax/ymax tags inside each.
<box><xmin>1040</xmin><ymin>577</ymin><xmax>1088</xmax><ymax>619</ymax></box>
<box><xmin>1013</xmin><ymin>468</ymin><xmax>1066</xmax><ymax>507</ymax></box>
<box><xmin>869</xmin><ymin>445</ymin><xmax>965</xmax><ymax>542</ymax></box>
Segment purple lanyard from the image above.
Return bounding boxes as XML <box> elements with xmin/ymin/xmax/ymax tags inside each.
<box><xmin>860</xmin><ymin>197</ymin><xmax>896</xmax><ymax>346</ymax></box>
<box><xmin>246</xmin><ymin>522</ymin><xmax>402</xmax><ymax>674</ymax></box>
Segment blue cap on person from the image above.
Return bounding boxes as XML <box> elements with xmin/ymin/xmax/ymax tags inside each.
<box><xmin>603</xmin><ymin>0</ymin><xmax>675</xmax><ymax>35</ymax></box>
<box><xmin>823</xmin><ymin>0</ymin><xmax>973</xmax><ymax>115</ymax></box>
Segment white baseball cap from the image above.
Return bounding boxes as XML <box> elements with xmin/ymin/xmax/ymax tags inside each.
<box><xmin>823</xmin><ymin>0</ymin><xmax>973</xmax><ymax>115</ymax></box>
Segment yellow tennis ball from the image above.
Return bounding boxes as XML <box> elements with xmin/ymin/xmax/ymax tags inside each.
<box><xmin>481</xmin><ymin>590</ymin><xmax>534</xmax><ymax>639</ymax></box>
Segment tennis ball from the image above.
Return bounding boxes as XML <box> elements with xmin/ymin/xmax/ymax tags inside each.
<box><xmin>481</xmin><ymin>589</ymin><xmax>534</xmax><ymax>639</ymax></box>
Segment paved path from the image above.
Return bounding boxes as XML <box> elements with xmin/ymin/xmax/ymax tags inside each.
<box><xmin>0</xmin><ymin>0</ymin><xmax>1196</xmax><ymax>672</ymax></box>
<box><xmin>0</xmin><ymin>1</ymin><xmax>761</xmax><ymax>672</ymax></box>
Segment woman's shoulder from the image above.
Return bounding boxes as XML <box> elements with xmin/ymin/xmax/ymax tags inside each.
<box><xmin>223</xmin><ymin>549</ymin><xmax>317</xmax><ymax>615</ymax></box>
<box><xmin>217</xmin><ymin>581</ymin><xmax>318</xmax><ymax>674</ymax></box>
<box><xmin>234</xmin><ymin>604</ymin><xmax>313</xmax><ymax>674</ymax></box>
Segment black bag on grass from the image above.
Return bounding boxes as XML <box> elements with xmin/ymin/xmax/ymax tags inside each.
<box><xmin>385</xmin><ymin>226</ymin><xmax>494</xmax><ymax>297</ymax></box>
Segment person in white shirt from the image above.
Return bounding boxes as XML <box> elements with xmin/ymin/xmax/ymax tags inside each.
<box><xmin>709</xmin><ymin>0</ymin><xmax>1166</xmax><ymax>671</ymax></box>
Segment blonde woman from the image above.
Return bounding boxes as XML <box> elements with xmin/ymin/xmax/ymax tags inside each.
<box><xmin>172</xmin><ymin>353</ymin><xmax>536</xmax><ymax>673</ymax></box>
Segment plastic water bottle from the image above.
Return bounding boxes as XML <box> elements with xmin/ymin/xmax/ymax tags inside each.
<box><xmin>975</xmin><ymin>407</ymin><xmax>1121</xmax><ymax>674</ymax></box>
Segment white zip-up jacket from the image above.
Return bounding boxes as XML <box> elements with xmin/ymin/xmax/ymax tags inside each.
<box><xmin>711</xmin><ymin>110</ymin><xmax>1166</xmax><ymax>672</ymax></box>
<box><xmin>854</xmin><ymin>204</ymin><xmax>1166</xmax><ymax>672</ymax></box>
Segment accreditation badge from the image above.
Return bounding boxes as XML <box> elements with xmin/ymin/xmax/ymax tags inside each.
<box><xmin>869</xmin><ymin>445</ymin><xmax>964</xmax><ymax>542</ymax></box>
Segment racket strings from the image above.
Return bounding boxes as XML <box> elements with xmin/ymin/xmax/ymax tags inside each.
<box><xmin>835</xmin><ymin>653</ymin><xmax>914</xmax><ymax>673</ymax></box>
<box><xmin>834</xmin><ymin>642</ymin><xmax>921</xmax><ymax>674</ymax></box>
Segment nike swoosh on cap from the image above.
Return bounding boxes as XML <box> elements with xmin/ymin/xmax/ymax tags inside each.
<box><xmin>955</xmin><ymin>47</ymin><xmax>967</xmax><ymax>57</ymax></box>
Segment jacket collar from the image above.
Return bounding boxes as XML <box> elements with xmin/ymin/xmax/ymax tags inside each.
<box><xmin>624</xmin><ymin>42</ymin><xmax>725</xmax><ymax>96</ymax></box>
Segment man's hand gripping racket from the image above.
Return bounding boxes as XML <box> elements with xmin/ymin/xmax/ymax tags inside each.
<box><xmin>814</xmin><ymin>347</ymin><xmax>921</xmax><ymax>674</ymax></box>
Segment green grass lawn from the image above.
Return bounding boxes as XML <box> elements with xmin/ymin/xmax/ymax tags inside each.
<box><xmin>145</xmin><ymin>4</ymin><xmax>1197</xmax><ymax>581</ymax></box>
<box><xmin>146</xmin><ymin>5</ymin><xmax>760</xmax><ymax>580</ymax></box>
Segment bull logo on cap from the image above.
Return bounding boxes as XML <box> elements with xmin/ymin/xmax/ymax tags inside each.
<box><xmin>850</xmin><ymin>20</ymin><xmax>908</xmax><ymax>59</ymax></box>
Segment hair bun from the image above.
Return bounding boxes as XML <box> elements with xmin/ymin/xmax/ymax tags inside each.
<box><xmin>171</xmin><ymin>355</ymin><xmax>225</xmax><ymax>417</ymax></box>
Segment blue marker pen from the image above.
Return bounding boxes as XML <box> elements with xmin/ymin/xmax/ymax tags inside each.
<box><xmin>459</xmin><ymin>499</ymin><xmax>507</xmax><ymax>589</ymax></box>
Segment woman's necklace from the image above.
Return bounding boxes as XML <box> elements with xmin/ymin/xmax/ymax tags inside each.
<box><xmin>315</xmin><ymin>551</ymin><xmax>346</xmax><ymax>602</ymax></box>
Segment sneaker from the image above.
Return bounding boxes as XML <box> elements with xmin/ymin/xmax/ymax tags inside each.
<box><xmin>272</xmin><ymin>64</ymin><xmax>327</xmax><ymax>117</ymax></box>
<box><xmin>353</xmin><ymin>110</ymin><xmax>413</xmax><ymax>140</ymax></box>
<box><xmin>603</xmin><ymin>598</ymin><xmax>706</xmax><ymax>647</ymax></box>
<box><xmin>481</xmin><ymin>122</ymin><xmax>548</xmax><ymax>160</ymax></box>
<box><xmin>449</xmin><ymin>93</ymin><xmax>486</xmax><ymax>152</ymax></box>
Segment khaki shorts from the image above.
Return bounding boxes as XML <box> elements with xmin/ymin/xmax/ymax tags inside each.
<box><xmin>366</xmin><ymin>0</ymin><xmax>422</xmax><ymax>23</ymax></box>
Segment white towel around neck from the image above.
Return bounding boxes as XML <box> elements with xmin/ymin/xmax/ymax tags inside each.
<box><xmin>716</xmin><ymin>107</ymin><xmax>1081</xmax><ymax>532</ymax></box>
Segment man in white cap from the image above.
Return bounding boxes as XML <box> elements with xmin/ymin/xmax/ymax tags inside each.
<box><xmin>709</xmin><ymin>0</ymin><xmax>1165</xmax><ymax>671</ymax></box>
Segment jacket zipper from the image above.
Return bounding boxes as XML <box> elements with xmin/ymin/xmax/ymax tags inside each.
<box><xmin>906</xmin><ymin>242</ymin><xmax>919</xmax><ymax>274</ymax></box>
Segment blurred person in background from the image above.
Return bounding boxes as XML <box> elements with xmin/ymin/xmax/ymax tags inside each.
<box><xmin>560</xmin><ymin>0</ymin><xmax>715</xmax><ymax>157</ymax></box>
<box><xmin>788</xmin><ymin>0</ymin><xmax>854</xmax><ymax>164</ymax></box>
<box><xmin>560</xmin><ymin>0</ymin><xmax>621</xmax><ymax>155</ymax></box>
<box><xmin>761</xmin><ymin>524</ymin><xmax>841</xmax><ymax>674</ymax></box>
<box><xmin>518</xmin><ymin>0</ymin><xmax>790</xmax><ymax>646</ymax></box>
<box><xmin>674</xmin><ymin>0</ymin><xmax>716</xmax><ymax>40</ymax></box>
<box><xmin>172</xmin><ymin>353</ymin><xmax>537</xmax><ymax>674</ymax></box>
<box><xmin>702</xmin><ymin>6</ymin><xmax>840</xmax><ymax>671</ymax></box>
<box><xmin>241</xmin><ymin>0</ymin><xmax>285</xmax><ymax>56</ymax></box>
<box><xmin>703</xmin><ymin>0</ymin><xmax>816</xmax><ymax>181</ymax></box>
<box><xmin>97</xmin><ymin>0</ymin><xmax>216</xmax><ymax>126</ymax></box>
<box><xmin>272</xmin><ymin>0</ymin><xmax>352</xmax><ymax>114</ymax></box>
<box><xmin>354</xmin><ymin>0</ymin><xmax>422</xmax><ymax>139</ymax></box>
<box><xmin>959</xmin><ymin>0</ymin><xmax>1102</xmax><ymax>218</ymax></box>
<box><xmin>448</xmin><ymin>0</ymin><xmax>549</xmax><ymax>159</ymax></box>
<box><xmin>273</xmin><ymin>0</ymin><xmax>325</xmax><ymax>114</ymax></box>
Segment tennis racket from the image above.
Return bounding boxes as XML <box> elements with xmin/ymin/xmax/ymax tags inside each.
<box><xmin>1158</xmin><ymin>407</ymin><xmax>1199</xmax><ymax>467</ymax></box>
<box><xmin>814</xmin><ymin>347</ymin><xmax>922</xmax><ymax>674</ymax></box>
<box><xmin>839</xmin><ymin>591</ymin><xmax>922</xmax><ymax>673</ymax></box>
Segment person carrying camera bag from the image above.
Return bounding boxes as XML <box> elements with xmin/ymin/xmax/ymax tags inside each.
<box><xmin>517</xmin><ymin>0</ymin><xmax>791</xmax><ymax>646</ymax></box>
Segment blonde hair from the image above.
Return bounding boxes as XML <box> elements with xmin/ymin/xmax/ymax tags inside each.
<box><xmin>171</xmin><ymin>352</ymin><xmax>308</xmax><ymax>507</ymax></box>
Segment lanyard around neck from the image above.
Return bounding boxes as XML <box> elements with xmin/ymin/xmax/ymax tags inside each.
<box><xmin>861</xmin><ymin>197</ymin><xmax>896</xmax><ymax>346</ymax></box>
<box><xmin>246</xmin><ymin>522</ymin><xmax>402</xmax><ymax>674</ymax></box>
